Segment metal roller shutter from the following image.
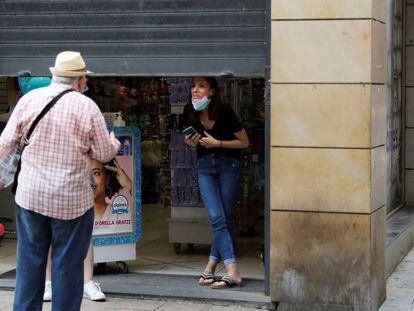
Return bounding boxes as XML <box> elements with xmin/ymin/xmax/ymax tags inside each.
<box><xmin>0</xmin><ymin>0</ymin><xmax>266</xmax><ymax>77</ymax></box>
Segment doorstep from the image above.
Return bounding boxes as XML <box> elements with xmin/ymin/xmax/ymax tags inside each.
<box><xmin>0</xmin><ymin>272</ymin><xmax>272</xmax><ymax>308</ymax></box>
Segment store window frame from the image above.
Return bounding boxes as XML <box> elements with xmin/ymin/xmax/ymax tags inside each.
<box><xmin>387</xmin><ymin>0</ymin><xmax>405</xmax><ymax>216</ymax></box>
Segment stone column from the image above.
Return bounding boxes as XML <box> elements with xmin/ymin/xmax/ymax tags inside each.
<box><xmin>269</xmin><ymin>1</ymin><xmax>387</xmax><ymax>310</ymax></box>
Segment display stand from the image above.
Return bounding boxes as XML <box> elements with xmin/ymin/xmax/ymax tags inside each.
<box><xmin>168</xmin><ymin>132</ymin><xmax>211</xmax><ymax>253</ymax></box>
<box><xmin>92</xmin><ymin>126</ymin><xmax>141</xmax><ymax>273</ymax></box>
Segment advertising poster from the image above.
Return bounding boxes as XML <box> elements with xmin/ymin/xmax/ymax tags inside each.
<box><xmin>91</xmin><ymin>128</ymin><xmax>141</xmax><ymax>243</ymax></box>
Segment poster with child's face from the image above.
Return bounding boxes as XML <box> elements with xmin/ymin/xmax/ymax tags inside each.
<box><xmin>92</xmin><ymin>134</ymin><xmax>134</xmax><ymax>236</ymax></box>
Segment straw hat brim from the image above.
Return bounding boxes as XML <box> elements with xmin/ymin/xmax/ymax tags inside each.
<box><xmin>49</xmin><ymin>67</ymin><xmax>93</xmax><ymax>77</ymax></box>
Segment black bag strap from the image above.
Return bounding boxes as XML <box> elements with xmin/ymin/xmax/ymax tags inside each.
<box><xmin>24</xmin><ymin>89</ymin><xmax>74</xmax><ymax>145</ymax></box>
<box><xmin>11</xmin><ymin>89</ymin><xmax>74</xmax><ymax>195</ymax></box>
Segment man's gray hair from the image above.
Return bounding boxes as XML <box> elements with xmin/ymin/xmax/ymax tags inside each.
<box><xmin>52</xmin><ymin>76</ymin><xmax>80</xmax><ymax>87</ymax></box>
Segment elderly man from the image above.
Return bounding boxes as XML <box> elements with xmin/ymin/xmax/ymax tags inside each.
<box><xmin>0</xmin><ymin>51</ymin><xmax>120</xmax><ymax>310</ymax></box>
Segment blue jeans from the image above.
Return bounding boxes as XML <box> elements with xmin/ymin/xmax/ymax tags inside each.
<box><xmin>14</xmin><ymin>205</ymin><xmax>93</xmax><ymax>311</ymax></box>
<box><xmin>197</xmin><ymin>155</ymin><xmax>242</xmax><ymax>265</ymax></box>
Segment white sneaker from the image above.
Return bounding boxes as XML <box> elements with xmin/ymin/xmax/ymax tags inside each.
<box><xmin>83</xmin><ymin>280</ymin><xmax>106</xmax><ymax>301</ymax></box>
<box><xmin>43</xmin><ymin>281</ymin><xmax>52</xmax><ymax>301</ymax></box>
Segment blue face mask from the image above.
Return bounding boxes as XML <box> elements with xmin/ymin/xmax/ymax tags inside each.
<box><xmin>192</xmin><ymin>96</ymin><xmax>211</xmax><ymax>111</ymax></box>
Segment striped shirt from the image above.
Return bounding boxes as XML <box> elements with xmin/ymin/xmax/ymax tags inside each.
<box><xmin>0</xmin><ymin>82</ymin><xmax>117</xmax><ymax>219</ymax></box>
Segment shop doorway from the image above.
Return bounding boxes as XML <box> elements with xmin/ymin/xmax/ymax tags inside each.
<box><xmin>0</xmin><ymin>76</ymin><xmax>269</xmax><ymax>304</ymax></box>
<box><xmin>86</xmin><ymin>76</ymin><xmax>267</xmax><ymax>287</ymax></box>
<box><xmin>0</xmin><ymin>0</ymin><xmax>270</xmax><ymax>303</ymax></box>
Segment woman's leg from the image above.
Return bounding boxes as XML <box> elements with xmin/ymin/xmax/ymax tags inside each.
<box><xmin>218</xmin><ymin>158</ymin><xmax>242</xmax><ymax>234</ymax></box>
<box><xmin>82</xmin><ymin>243</ymin><xmax>106</xmax><ymax>301</ymax></box>
<box><xmin>197</xmin><ymin>170</ymin><xmax>220</xmax><ymax>283</ymax></box>
<box><xmin>197</xmin><ymin>157</ymin><xmax>220</xmax><ymax>283</ymax></box>
<box><xmin>84</xmin><ymin>242</ymin><xmax>93</xmax><ymax>284</ymax></box>
<box><xmin>213</xmin><ymin>158</ymin><xmax>243</xmax><ymax>286</ymax></box>
<box><xmin>45</xmin><ymin>247</ymin><xmax>52</xmax><ymax>282</ymax></box>
<box><xmin>198</xmin><ymin>158</ymin><xmax>236</xmax><ymax>278</ymax></box>
<box><xmin>43</xmin><ymin>247</ymin><xmax>53</xmax><ymax>301</ymax></box>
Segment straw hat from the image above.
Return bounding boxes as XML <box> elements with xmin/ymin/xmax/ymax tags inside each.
<box><xmin>49</xmin><ymin>51</ymin><xmax>92</xmax><ymax>77</ymax></box>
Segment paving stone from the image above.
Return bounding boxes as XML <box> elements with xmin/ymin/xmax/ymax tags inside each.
<box><xmin>208</xmin><ymin>306</ymin><xmax>262</xmax><ymax>311</ymax></box>
<box><xmin>156</xmin><ymin>301</ymin><xmax>211</xmax><ymax>311</ymax></box>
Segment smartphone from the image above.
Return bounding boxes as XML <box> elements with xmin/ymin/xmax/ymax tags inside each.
<box><xmin>183</xmin><ymin>126</ymin><xmax>199</xmax><ymax>136</ymax></box>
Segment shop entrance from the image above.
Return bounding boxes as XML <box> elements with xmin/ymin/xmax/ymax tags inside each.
<box><xmin>86</xmin><ymin>76</ymin><xmax>267</xmax><ymax>290</ymax></box>
<box><xmin>0</xmin><ymin>0</ymin><xmax>270</xmax><ymax>304</ymax></box>
<box><xmin>0</xmin><ymin>75</ymin><xmax>270</xmax><ymax>306</ymax></box>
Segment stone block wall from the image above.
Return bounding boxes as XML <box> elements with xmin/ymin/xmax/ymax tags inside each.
<box><xmin>270</xmin><ymin>1</ymin><xmax>388</xmax><ymax>310</ymax></box>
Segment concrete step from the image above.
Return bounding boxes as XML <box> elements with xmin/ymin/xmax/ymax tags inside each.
<box><xmin>0</xmin><ymin>271</ymin><xmax>273</xmax><ymax>308</ymax></box>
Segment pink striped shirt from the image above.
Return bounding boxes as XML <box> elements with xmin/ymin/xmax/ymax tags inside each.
<box><xmin>0</xmin><ymin>82</ymin><xmax>117</xmax><ymax>220</ymax></box>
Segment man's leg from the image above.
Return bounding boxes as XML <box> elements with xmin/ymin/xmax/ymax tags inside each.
<box><xmin>13</xmin><ymin>205</ymin><xmax>51</xmax><ymax>311</ymax></box>
<box><xmin>50</xmin><ymin>208</ymin><xmax>94</xmax><ymax>311</ymax></box>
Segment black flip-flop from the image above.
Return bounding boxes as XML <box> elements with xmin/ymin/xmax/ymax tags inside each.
<box><xmin>211</xmin><ymin>275</ymin><xmax>242</xmax><ymax>289</ymax></box>
<box><xmin>199</xmin><ymin>271</ymin><xmax>215</xmax><ymax>286</ymax></box>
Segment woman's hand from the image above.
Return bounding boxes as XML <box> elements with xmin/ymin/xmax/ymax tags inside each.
<box><xmin>105</xmin><ymin>160</ymin><xmax>132</xmax><ymax>193</ymax></box>
<box><xmin>199</xmin><ymin>131</ymin><xmax>220</xmax><ymax>149</ymax></box>
<box><xmin>184</xmin><ymin>133</ymin><xmax>201</xmax><ymax>147</ymax></box>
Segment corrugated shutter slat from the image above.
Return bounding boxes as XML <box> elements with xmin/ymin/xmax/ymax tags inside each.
<box><xmin>0</xmin><ymin>0</ymin><xmax>266</xmax><ymax>76</ymax></box>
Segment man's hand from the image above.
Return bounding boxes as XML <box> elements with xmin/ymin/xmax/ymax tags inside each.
<box><xmin>0</xmin><ymin>182</ymin><xmax>6</xmax><ymax>191</ymax></box>
<box><xmin>110</xmin><ymin>131</ymin><xmax>121</xmax><ymax>153</ymax></box>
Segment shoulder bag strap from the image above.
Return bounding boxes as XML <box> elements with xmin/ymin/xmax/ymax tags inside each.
<box><xmin>11</xmin><ymin>89</ymin><xmax>74</xmax><ymax>195</ymax></box>
<box><xmin>24</xmin><ymin>89</ymin><xmax>74</xmax><ymax>144</ymax></box>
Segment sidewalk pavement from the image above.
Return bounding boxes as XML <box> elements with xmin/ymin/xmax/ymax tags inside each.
<box><xmin>379</xmin><ymin>246</ymin><xmax>414</xmax><ymax>311</ymax></box>
<box><xmin>0</xmin><ymin>291</ymin><xmax>269</xmax><ymax>311</ymax></box>
<box><xmin>1</xmin><ymin>247</ymin><xmax>414</xmax><ymax>311</ymax></box>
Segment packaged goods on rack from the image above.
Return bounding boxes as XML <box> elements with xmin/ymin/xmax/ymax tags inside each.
<box><xmin>169</xmin><ymin>132</ymin><xmax>201</xmax><ymax>207</ymax></box>
<box><xmin>168</xmin><ymin>132</ymin><xmax>210</xmax><ymax>252</ymax></box>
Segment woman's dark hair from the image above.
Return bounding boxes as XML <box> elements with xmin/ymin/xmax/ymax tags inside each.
<box><xmin>186</xmin><ymin>77</ymin><xmax>223</xmax><ymax>121</ymax></box>
<box><xmin>104</xmin><ymin>159</ymin><xmax>122</xmax><ymax>199</ymax></box>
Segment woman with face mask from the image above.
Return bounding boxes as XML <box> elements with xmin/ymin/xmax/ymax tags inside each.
<box><xmin>183</xmin><ymin>77</ymin><xmax>249</xmax><ymax>289</ymax></box>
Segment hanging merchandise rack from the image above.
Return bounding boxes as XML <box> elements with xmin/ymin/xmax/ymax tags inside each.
<box><xmin>167</xmin><ymin>131</ymin><xmax>211</xmax><ymax>253</ymax></box>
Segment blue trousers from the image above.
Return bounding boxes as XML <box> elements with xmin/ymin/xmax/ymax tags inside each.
<box><xmin>13</xmin><ymin>205</ymin><xmax>93</xmax><ymax>311</ymax></box>
<box><xmin>197</xmin><ymin>155</ymin><xmax>242</xmax><ymax>265</ymax></box>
